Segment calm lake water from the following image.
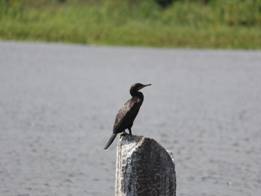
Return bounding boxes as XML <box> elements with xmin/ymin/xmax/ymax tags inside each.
<box><xmin>0</xmin><ymin>41</ymin><xmax>261</xmax><ymax>196</ymax></box>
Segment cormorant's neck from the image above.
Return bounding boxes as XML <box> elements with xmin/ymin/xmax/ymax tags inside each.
<box><xmin>130</xmin><ymin>90</ymin><xmax>144</xmax><ymax>99</ymax></box>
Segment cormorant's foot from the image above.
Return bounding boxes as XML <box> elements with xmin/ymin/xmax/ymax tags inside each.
<box><xmin>121</xmin><ymin>132</ymin><xmax>128</xmax><ymax>136</ymax></box>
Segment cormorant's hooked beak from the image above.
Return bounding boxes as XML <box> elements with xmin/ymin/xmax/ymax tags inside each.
<box><xmin>140</xmin><ymin>83</ymin><xmax>152</xmax><ymax>89</ymax></box>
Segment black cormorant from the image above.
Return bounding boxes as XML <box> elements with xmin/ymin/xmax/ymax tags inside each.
<box><xmin>104</xmin><ymin>83</ymin><xmax>151</xmax><ymax>150</ymax></box>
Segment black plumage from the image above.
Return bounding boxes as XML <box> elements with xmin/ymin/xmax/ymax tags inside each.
<box><xmin>104</xmin><ymin>83</ymin><xmax>151</xmax><ymax>150</ymax></box>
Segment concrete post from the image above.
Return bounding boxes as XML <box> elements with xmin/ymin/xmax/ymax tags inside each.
<box><xmin>115</xmin><ymin>135</ymin><xmax>176</xmax><ymax>196</ymax></box>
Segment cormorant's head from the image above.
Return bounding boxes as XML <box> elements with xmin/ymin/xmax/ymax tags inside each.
<box><xmin>130</xmin><ymin>83</ymin><xmax>152</xmax><ymax>92</ymax></box>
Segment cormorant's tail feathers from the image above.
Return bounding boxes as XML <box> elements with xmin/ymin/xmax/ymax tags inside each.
<box><xmin>104</xmin><ymin>133</ymin><xmax>117</xmax><ymax>150</ymax></box>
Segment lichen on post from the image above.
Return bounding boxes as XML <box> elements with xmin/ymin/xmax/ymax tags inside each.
<box><xmin>115</xmin><ymin>135</ymin><xmax>176</xmax><ymax>196</ymax></box>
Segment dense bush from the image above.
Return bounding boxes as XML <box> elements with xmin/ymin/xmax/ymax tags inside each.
<box><xmin>217</xmin><ymin>0</ymin><xmax>261</xmax><ymax>26</ymax></box>
<box><xmin>0</xmin><ymin>0</ymin><xmax>260</xmax><ymax>48</ymax></box>
<box><xmin>1</xmin><ymin>0</ymin><xmax>260</xmax><ymax>26</ymax></box>
<box><xmin>155</xmin><ymin>0</ymin><xmax>173</xmax><ymax>8</ymax></box>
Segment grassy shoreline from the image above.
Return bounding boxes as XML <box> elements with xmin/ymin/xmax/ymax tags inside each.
<box><xmin>0</xmin><ymin>1</ymin><xmax>261</xmax><ymax>49</ymax></box>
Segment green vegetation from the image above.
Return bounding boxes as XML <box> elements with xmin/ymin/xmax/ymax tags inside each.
<box><xmin>0</xmin><ymin>0</ymin><xmax>261</xmax><ymax>49</ymax></box>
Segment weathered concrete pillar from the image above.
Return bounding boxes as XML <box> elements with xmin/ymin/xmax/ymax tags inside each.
<box><xmin>115</xmin><ymin>135</ymin><xmax>176</xmax><ymax>196</ymax></box>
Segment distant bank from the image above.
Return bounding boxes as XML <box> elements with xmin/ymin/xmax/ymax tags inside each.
<box><xmin>0</xmin><ymin>0</ymin><xmax>261</xmax><ymax>49</ymax></box>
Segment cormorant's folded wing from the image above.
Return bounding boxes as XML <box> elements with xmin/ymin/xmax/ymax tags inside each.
<box><xmin>113</xmin><ymin>99</ymin><xmax>138</xmax><ymax>131</ymax></box>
